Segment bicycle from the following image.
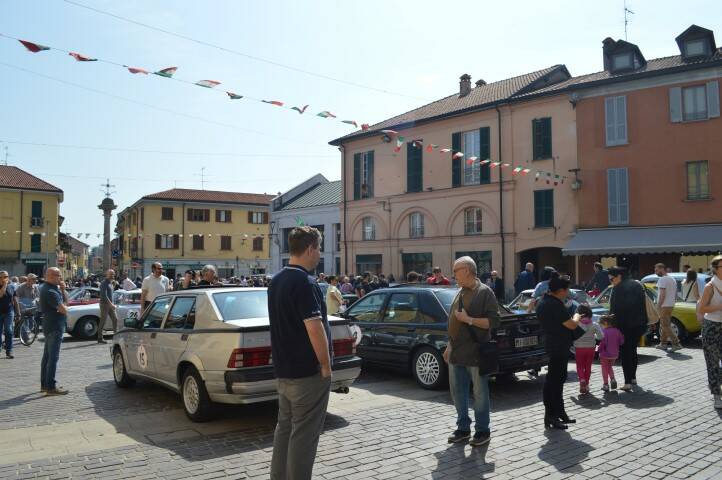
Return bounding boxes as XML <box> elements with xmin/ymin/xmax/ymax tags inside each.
<box><xmin>14</xmin><ymin>302</ymin><xmax>40</xmax><ymax>347</ymax></box>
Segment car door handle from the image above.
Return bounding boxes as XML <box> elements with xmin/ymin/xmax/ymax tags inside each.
<box><xmin>181</xmin><ymin>334</ymin><xmax>188</xmax><ymax>341</ymax></box>
<box><xmin>150</xmin><ymin>332</ymin><xmax>157</xmax><ymax>339</ymax></box>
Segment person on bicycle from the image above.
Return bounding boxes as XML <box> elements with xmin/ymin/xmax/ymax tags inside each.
<box><xmin>16</xmin><ymin>274</ymin><xmax>39</xmax><ymax>305</ymax></box>
<box><xmin>0</xmin><ymin>271</ymin><xmax>20</xmax><ymax>359</ymax></box>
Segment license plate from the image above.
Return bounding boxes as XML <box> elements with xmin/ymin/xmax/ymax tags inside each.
<box><xmin>515</xmin><ymin>336</ymin><xmax>538</xmax><ymax>348</ymax></box>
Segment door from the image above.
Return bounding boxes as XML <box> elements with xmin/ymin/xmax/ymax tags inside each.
<box><xmin>344</xmin><ymin>293</ymin><xmax>387</xmax><ymax>362</ymax></box>
<box><xmin>375</xmin><ymin>292</ymin><xmax>423</xmax><ymax>363</ymax></box>
<box><xmin>125</xmin><ymin>297</ymin><xmax>170</xmax><ymax>377</ymax></box>
<box><xmin>154</xmin><ymin>296</ymin><xmax>196</xmax><ymax>384</ymax></box>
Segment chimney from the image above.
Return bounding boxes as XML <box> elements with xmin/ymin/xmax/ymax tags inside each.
<box><xmin>459</xmin><ymin>74</ymin><xmax>472</xmax><ymax>97</ymax></box>
<box><xmin>475</xmin><ymin>79</ymin><xmax>487</xmax><ymax>87</ymax></box>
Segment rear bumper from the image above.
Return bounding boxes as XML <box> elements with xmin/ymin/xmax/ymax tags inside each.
<box><xmin>206</xmin><ymin>356</ymin><xmax>362</xmax><ymax>405</ymax></box>
<box><xmin>498</xmin><ymin>350</ymin><xmax>548</xmax><ymax>373</ymax></box>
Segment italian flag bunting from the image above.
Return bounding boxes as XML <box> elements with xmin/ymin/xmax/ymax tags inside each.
<box><xmin>19</xmin><ymin>40</ymin><xmax>49</xmax><ymax>53</ymax></box>
<box><xmin>291</xmin><ymin>105</ymin><xmax>309</xmax><ymax>114</ymax></box>
<box><xmin>195</xmin><ymin>80</ymin><xmax>221</xmax><ymax>88</ymax></box>
<box><xmin>317</xmin><ymin>111</ymin><xmax>336</xmax><ymax>118</ymax></box>
<box><xmin>154</xmin><ymin>67</ymin><xmax>178</xmax><ymax>78</ymax></box>
<box><xmin>127</xmin><ymin>66</ymin><xmax>149</xmax><ymax>74</ymax></box>
<box><xmin>69</xmin><ymin>52</ymin><xmax>97</xmax><ymax>62</ymax></box>
<box><xmin>226</xmin><ymin>92</ymin><xmax>243</xmax><ymax>99</ymax></box>
<box><xmin>262</xmin><ymin>100</ymin><xmax>284</xmax><ymax>106</ymax></box>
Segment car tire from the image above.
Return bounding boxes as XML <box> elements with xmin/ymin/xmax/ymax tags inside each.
<box><xmin>671</xmin><ymin>318</ymin><xmax>687</xmax><ymax>342</ymax></box>
<box><xmin>181</xmin><ymin>367</ymin><xmax>214</xmax><ymax>422</ymax></box>
<box><xmin>112</xmin><ymin>348</ymin><xmax>135</xmax><ymax>387</ymax></box>
<box><xmin>74</xmin><ymin>316</ymin><xmax>98</xmax><ymax>340</ymax></box>
<box><xmin>412</xmin><ymin>347</ymin><xmax>447</xmax><ymax>390</ymax></box>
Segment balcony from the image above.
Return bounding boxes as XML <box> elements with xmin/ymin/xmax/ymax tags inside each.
<box><xmin>30</xmin><ymin>217</ymin><xmax>44</xmax><ymax>228</ymax></box>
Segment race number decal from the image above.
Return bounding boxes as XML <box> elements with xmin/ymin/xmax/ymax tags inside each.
<box><xmin>349</xmin><ymin>324</ymin><xmax>363</xmax><ymax>346</ymax></box>
<box><xmin>129</xmin><ymin>311</ymin><xmax>138</xmax><ymax>319</ymax></box>
<box><xmin>137</xmin><ymin>344</ymin><xmax>148</xmax><ymax>369</ymax></box>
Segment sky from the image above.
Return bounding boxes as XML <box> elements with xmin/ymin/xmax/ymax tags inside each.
<box><xmin>1</xmin><ymin>0</ymin><xmax>721</xmax><ymax>246</ymax></box>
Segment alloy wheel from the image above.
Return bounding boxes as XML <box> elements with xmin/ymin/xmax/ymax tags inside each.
<box><xmin>183</xmin><ymin>375</ymin><xmax>200</xmax><ymax>414</ymax></box>
<box><xmin>416</xmin><ymin>352</ymin><xmax>440</xmax><ymax>386</ymax></box>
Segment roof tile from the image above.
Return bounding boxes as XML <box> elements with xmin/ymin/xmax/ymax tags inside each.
<box><xmin>142</xmin><ymin>188</ymin><xmax>273</xmax><ymax>206</ymax></box>
<box><xmin>0</xmin><ymin>166</ymin><xmax>62</xmax><ymax>193</ymax></box>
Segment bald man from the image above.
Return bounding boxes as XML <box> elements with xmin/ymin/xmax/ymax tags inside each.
<box><xmin>98</xmin><ymin>269</ymin><xmax>118</xmax><ymax>344</ymax></box>
<box><xmin>38</xmin><ymin>267</ymin><xmax>69</xmax><ymax>395</ymax></box>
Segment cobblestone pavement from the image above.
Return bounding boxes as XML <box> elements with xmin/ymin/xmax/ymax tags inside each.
<box><xmin>0</xmin><ymin>334</ymin><xmax>720</xmax><ymax>479</ymax></box>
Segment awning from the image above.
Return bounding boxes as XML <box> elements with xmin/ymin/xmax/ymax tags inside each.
<box><xmin>562</xmin><ymin>224</ymin><xmax>722</xmax><ymax>256</ymax></box>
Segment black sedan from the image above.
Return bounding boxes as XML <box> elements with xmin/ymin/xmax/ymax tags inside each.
<box><xmin>341</xmin><ymin>286</ymin><xmax>548</xmax><ymax>390</ymax></box>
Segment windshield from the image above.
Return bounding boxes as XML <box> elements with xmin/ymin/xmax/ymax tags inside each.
<box><xmin>433</xmin><ymin>289</ymin><xmax>457</xmax><ymax>313</ymax></box>
<box><xmin>570</xmin><ymin>290</ymin><xmax>601</xmax><ymax>307</ymax></box>
<box><xmin>213</xmin><ymin>290</ymin><xmax>268</xmax><ymax>321</ymax></box>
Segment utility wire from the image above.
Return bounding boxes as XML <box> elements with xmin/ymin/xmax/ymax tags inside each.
<box><xmin>62</xmin><ymin>0</ymin><xmax>424</xmax><ymax>100</ymax></box>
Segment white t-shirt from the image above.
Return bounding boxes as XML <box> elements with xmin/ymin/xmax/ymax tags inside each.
<box><xmin>142</xmin><ymin>274</ymin><xmax>169</xmax><ymax>302</ymax></box>
<box><xmin>657</xmin><ymin>275</ymin><xmax>677</xmax><ymax>307</ymax></box>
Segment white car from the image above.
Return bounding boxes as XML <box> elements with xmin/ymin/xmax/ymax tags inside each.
<box><xmin>111</xmin><ymin>287</ymin><xmax>361</xmax><ymax>421</ymax></box>
<box><xmin>66</xmin><ymin>289</ymin><xmax>142</xmax><ymax>339</ymax></box>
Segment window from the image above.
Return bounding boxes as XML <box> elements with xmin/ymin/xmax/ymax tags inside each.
<box><xmin>192</xmin><ymin>234</ymin><xmax>204</xmax><ymax>250</ymax></box>
<box><xmin>685</xmin><ymin>39</ymin><xmax>708</xmax><ymax>57</ymax></box>
<box><xmin>31</xmin><ymin>201</ymin><xmax>42</xmax><ymax>226</ymax></box>
<box><xmin>406</xmin><ymin>142</ymin><xmax>423</xmax><ymax>192</ymax></box>
<box><xmin>383</xmin><ymin>293</ymin><xmax>420</xmax><ymax>323</ymax></box>
<box><xmin>532</xmin><ymin>118</ymin><xmax>552</xmax><ymax>160</ymax></box>
<box><xmin>30</xmin><ymin>233</ymin><xmax>42</xmax><ymax>252</ymax></box>
<box><xmin>462</xmin><ymin>130</ymin><xmax>481</xmax><ymax>185</ymax></box>
<box><xmin>334</xmin><ymin>223</ymin><xmax>341</xmax><ymax>252</ymax></box>
<box><xmin>213</xmin><ymin>290</ymin><xmax>268</xmax><ymax>321</ymax></box>
<box><xmin>249</xmin><ymin>211</ymin><xmax>268</xmax><ymax>224</ymax></box>
<box><xmin>402</xmin><ymin>253</ymin><xmax>432</xmax><ymax>277</ymax></box>
<box><xmin>455</xmin><ymin>251</ymin><xmax>492</xmax><ymax>277</ymax></box>
<box><xmin>409</xmin><ymin>212</ymin><xmax>424</xmax><ymax>238</ymax></box>
<box><xmin>132</xmin><ymin>212</ymin><xmax>137</xmax><ymax>226</ymax></box>
<box><xmin>362</xmin><ymin>217</ymin><xmax>376</xmax><ymax>241</ymax></box>
<box><xmin>353</xmin><ymin>151</ymin><xmax>374</xmax><ymax>199</ymax></box>
<box><xmin>252</xmin><ymin>237</ymin><xmax>263</xmax><ymax>251</ymax></box>
<box><xmin>605</xmin><ymin>95</ymin><xmax>628</xmax><ymax>146</ymax></box>
<box><xmin>281</xmin><ymin>227</ymin><xmax>293</xmax><ymax>253</ymax></box>
<box><xmin>682</xmin><ymin>85</ymin><xmax>707</xmax><ymax>121</ymax></box>
<box><xmin>143</xmin><ymin>297</ymin><xmax>171</xmax><ymax>329</ymax></box>
<box><xmin>612</xmin><ymin>53</ymin><xmax>633</xmax><ymax>71</ymax></box>
<box><xmin>607</xmin><ymin>168</ymin><xmax>629</xmax><ymax>225</ymax></box>
<box><xmin>346</xmin><ymin>293</ymin><xmax>387</xmax><ymax>322</ymax></box>
<box><xmin>533</xmin><ymin>189</ymin><xmax>554</xmax><ymax>228</ymax></box>
<box><xmin>687</xmin><ymin>161</ymin><xmax>710</xmax><ymax>200</ymax></box>
<box><xmin>140</xmin><ymin>208</ymin><xmax>144</xmax><ymax>229</ymax></box>
<box><xmin>216</xmin><ymin>210</ymin><xmax>232</xmax><ymax>223</ymax></box>
<box><xmin>356</xmin><ymin>254</ymin><xmax>382</xmax><ymax>275</ymax></box>
<box><xmin>164</xmin><ymin>297</ymin><xmax>196</xmax><ymax>329</ymax></box>
<box><xmin>464</xmin><ymin>207</ymin><xmax>482</xmax><ymax>235</ymax></box>
<box><xmin>161</xmin><ymin>207</ymin><xmax>173</xmax><ymax>220</ymax></box>
<box><xmin>221</xmin><ymin>235</ymin><xmax>232</xmax><ymax>250</ymax></box>
<box><xmin>156</xmin><ymin>234</ymin><xmax>178</xmax><ymax>249</ymax></box>
<box><xmin>187</xmin><ymin>208</ymin><xmax>210</xmax><ymax>222</ymax></box>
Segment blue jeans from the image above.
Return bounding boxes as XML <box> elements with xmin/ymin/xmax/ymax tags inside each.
<box><xmin>449</xmin><ymin>363</ymin><xmax>491</xmax><ymax>433</ymax></box>
<box><xmin>41</xmin><ymin>318</ymin><xmax>65</xmax><ymax>390</ymax></box>
<box><xmin>0</xmin><ymin>312</ymin><xmax>14</xmax><ymax>354</ymax></box>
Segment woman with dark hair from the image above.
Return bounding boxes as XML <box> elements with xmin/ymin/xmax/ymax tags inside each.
<box><xmin>608</xmin><ymin>266</ymin><xmax>648</xmax><ymax>391</ymax></box>
<box><xmin>536</xmin><ymin>275</ymin><xmax>584</xmax><ymax>429</ymax></box>
<box><xmin>682</xmin><ymin>269</ymin><xmax>700</xmax><ymax>302</ymax></box>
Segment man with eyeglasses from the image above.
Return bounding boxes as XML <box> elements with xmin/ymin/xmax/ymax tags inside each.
<box><xmin>140</xmin><ymin>262</ymin><xmax>169</xmax><ymax>311</ymax></box>
<box><xmin>0</xmin><ymin>271</ymin><xmax>20</xmax><ymax>359</ymax></box>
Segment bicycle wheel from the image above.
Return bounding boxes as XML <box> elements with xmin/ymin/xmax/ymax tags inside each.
<box><xmin>18</xmin><ymin>316</ymin><xmax>38</xmax><ymax>346</ymax></box>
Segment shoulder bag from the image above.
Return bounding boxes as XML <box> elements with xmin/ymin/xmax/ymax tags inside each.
<box><xmin>637</xmin><ymin>281</ymin><xmax>659</xmax><ymax>325</ymax></box>
<box><xmin>459</xmin><ymin>295</ymin><xmax>499</xmax><ymax>375</ymax></box>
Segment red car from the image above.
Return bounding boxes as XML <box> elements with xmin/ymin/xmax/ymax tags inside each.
<box><xmin>67</xmin><ymin>287</ymin><xmax>101</xmax><ymax>306</ymax></box>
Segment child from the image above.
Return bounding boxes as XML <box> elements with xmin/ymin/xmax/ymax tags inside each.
<box><xmin>573</xmin><ymin>305</ymin><xmax>604</xmax><ymax>394</ymax></box>
<box><xmin>598</xmin><ymin>314</ymin><xmax>625</xmax><ymax>391</ymax></box>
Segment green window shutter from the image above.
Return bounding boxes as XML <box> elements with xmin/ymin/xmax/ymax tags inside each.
<box><xmin>367</xmin><ymin>151</ymin><xmax>374</xmax><ymax>197</ymax></box>
<box><xmin>451</xmin><ymin>132</ymin><xmax>461</xmax><ymax>187</ymax></box>
<box><xmin>532</xmin><ymin>119</ymin><xmax>541</xmax><ymax>160</ymax></box>
<box><xmin>353</xmin><ymin>153</ymin><xmax>361</xmax><ymax>200</ymax></box>
<box><xmin>479</xmin><ymin>127</ymin><xmax>491</xmax><ymax>184</ymax></box>
<box><xmin>534</xmin><ymin>190</ymin><xmax>554</xmax><ymax>227</ymax></box>
<box><xmin>543</xmin><ymin>117</ymin><xmax>552</xmax><ymax>158</ymax></box>
<box><xmin>406</xmin><ymin>143</ymin><xmax>422</xmax><ymax>192</ymax></box>
<box><xmin>31</xmin><ymin>201</ymin><xmax>42</xmax><ymax>218</ymax></box>
<box><xmin>30</xmin><ymin>234</ymin><xmax>42</xmax><ymax>252</ymax></box>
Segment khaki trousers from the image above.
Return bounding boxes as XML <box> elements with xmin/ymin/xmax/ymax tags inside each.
<box><xmin>658</xmin><ymin>306</ymin><xmax>680</xmax><ymax>346</ymax></box>
<box><xmin>98</xmin><ymin>303</ymin><xmax>118</xmax><ymax>341</ymax></box>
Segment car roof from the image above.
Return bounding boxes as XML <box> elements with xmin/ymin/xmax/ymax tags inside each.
<box><xmin>374</xmin><ymin>285</ymin><xmax>458</xmax><ymax>293</ymax></box>
<box><xmin>117</xmin><ymin>288</ymin><xmax>141</xmax><ymax>294</ymax></box>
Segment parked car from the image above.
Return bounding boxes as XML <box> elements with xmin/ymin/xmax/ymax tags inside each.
<box><xmin>506</xmin><ymin>288</ymin><xmax>607</xmax><ymax>320</ymax></box>
<box><xmin>67</xmin><ymin>286</ymin><xmax>101</xmax><ymax>306</ymax></box>
<box><xmin>111</xmin><ymin>287</ymin><xmax>361</xmax><ymax>421</ymax></box>
<box><xmin>340</xmin><ymin>286</ymin><xmax>548</xmax><ymax>390</ymax></box>
<box><xmin>66</xmin><ymin>289</ymin><xmax>142</xmax><ymax>339</ymax></box>
<box><xmin>641</xmin><ymin>272</ymin><xmax>709</xmax><ymax>292</ymax></box>
<box><xmin>594</xmin><ymin>284</ymin><xmax>700</xmax><ymax>341</ymax></box>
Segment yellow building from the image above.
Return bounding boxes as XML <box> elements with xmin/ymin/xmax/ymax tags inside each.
<box><xmin>116</xmin><ymin>188</ymin><xmax>274</xmax><ymax>280</ymax></box>
<box><xmin>0</xmin><ymin>166</ymin><xmax>63</xmax><ymax>276</ymax></box>
<box><xmin>58</xmin><ymin>234</ymin><xmax>89</xmax><ymax>279</ymax></box>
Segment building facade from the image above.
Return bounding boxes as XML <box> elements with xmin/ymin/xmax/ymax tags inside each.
<box><xmin>270</xmin><ymin>174</ymin><xmax>341</xmax><ymax>275</ymax></box>
<box><xmin>331</xmin><ymin>67</ymin><xmax>579</xmax><ymax>293</ymax></box>
<box><xmin>0</xmin><ymin>166</ymin><xmax>63</xmax><ymax>276</ymax></box>
<box><xmin>58</xmin><ymin>234</ymin><xmax>89</xmax><ymax>279</ymax></box>
<box><xmin>116</xmin><ymin>188</ymin><xmax>274</xmax><ymax>280</ymax></box>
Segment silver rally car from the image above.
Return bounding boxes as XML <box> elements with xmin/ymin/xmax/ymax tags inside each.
<box><xmin>111</xmin><ymin>287</ymin><xmax>361</xmax><ymax>421</ymax></box>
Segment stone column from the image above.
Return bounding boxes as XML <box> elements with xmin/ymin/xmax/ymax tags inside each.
<box><xmin>98</xmin><ymin>197</ymin><xmax>117</xmax><ymax>271</ymax></box>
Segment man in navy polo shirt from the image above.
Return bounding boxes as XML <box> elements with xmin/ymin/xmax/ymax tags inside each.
<box><xmin>269</xmin><ymin>226</ymin><xmax>332</xmax><ymax>480</ymax></box>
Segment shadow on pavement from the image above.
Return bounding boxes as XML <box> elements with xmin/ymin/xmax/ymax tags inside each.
<box><xmin>600</xmin><ymin>387</ymin><xmax>674</xmax><ymax>409</ymax></box>
<box><xmin>538</xmin><ymin>429</ymin><xmax>592</xmax><ymax>473</ymax></box>
<box><xmin>431</xmin><ymin>442</ymin><xmax>495</xmax><ymax>479</ymax></box>
<box><xmin>83</xmin><ymin>379</ymin><xmax>349</xmax><ymax>461</ymax></box>
<box><xmin>0</xmin><ymin>391</ymin><xmax>46</xmax><ymax>411</ymax></box>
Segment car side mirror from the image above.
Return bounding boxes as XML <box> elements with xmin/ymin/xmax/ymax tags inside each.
<box><xmin>124</xmin><ymin>317</ymin><xmax>139</xmax><ymax>329</ymax></box>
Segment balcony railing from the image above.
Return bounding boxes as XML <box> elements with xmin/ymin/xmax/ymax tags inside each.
<box><xmin>30</xmin><ymin>217</ymin><xmax>44</xmax><ymax>228</ymax></box>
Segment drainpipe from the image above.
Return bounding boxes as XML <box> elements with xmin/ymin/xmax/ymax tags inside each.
<box><xmin>19</xmin><ymin>191</ymin><xmax>24</xmax><ymax>264</ymax></box>
<box><xmin>340</xmin><ymin>146</ymin><xmax>348</xmax><ymax>274</ymax></box>
<box><xmin>495</xmin><ymin>104</ymin><xmax>506</xmax><ymax>283</ymax></box>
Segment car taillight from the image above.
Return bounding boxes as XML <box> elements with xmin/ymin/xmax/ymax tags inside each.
<box><xmin>333</xmin><ymin>338</ymin><xmax>355</xmax><ymax>357</ymax></box>
<box><xmin>227</xmin><ymin>347</ymin><xmax>272</xmax><ymax>368</ymax></box>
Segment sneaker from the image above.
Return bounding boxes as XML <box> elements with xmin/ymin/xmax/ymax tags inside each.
<box><xmin>610</xmin><ymin>379</ymin><xmax>618</xmax><ymax>390</ymax></box>
<box><xmin>620</xmin><ymin>384</ymin><xmax>633</xmax><ymax>392</ymax></box>
<box><xmin>6</xmin><ymin>352</ymin><xmax>14</xmax><ymax>359</ymax></box>
<box><xmin>45</xmin><ymin>387</ymin><xmax>69</xmax><ymax>396</ymax></box>
<box><xmin>630</xmin><ymin>379</ymin><xmax>637</xmax><ymax>385</ymax></box>
<box><xmin>447</xmin><ymin>430</ymin><xmax>471</xmax><ymax>443</ymax></box>
<box><xmin>469</xmin><ymin>432</ymin><xmax>491</xmax><ymax>447</ymax></box>
<box><xmin>602</xmin><ymin>384</ymin><xmax>610</xmax><ymax>392</ymax></box>
<box><xmin>40</xmin><ymin>387</ymin><xmax>48</xmax><ymax>393</ymax></box>
<box><xmin>669</xmin><ymin>344</ymin><xmax>683</xmax><ymax>352</ymax></box>
<box><xmin>579</xmin><ymin>382</ymin><xmax>586</xmax><ymax>394</ymax></box>
<box><xmin>714</xmin><ymin>395</ymin><xmax>722</xmax><ymax>410</ymax></box>
<box><xmin>98</xmin><ymin>339</ymin><xmax>108</xmax><ymax>344</ymax></box>
<box><xmin>655</xmin><ymin>344</ymin><xmax>668</xmax><ymax>350</ymax></box>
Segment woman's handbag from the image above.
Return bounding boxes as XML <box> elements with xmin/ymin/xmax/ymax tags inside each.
<box><xmin>637</xmin><ymin>281</ymin><xmax>660</xmax><ymax>325</ymax></box>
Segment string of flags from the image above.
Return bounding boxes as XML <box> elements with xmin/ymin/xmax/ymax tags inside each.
<box><xmin>0</xmin><ymin>231</ymin><xmax>271</xmax><ymax>240</ymax></box>
<box><xmin>3</xmin><ymin>34</ymin><xmax>371</xmax><ymax>132</ymax></box>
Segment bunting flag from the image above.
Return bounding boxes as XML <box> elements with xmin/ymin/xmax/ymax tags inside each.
<box><xmin>452</xmin><ymin>152</ymin><xmax>464</xmax><ymax>159</ymax></box>
<box><xmin>361</xmin><ymin>124</ymin><xmax>370</xmax><ymax>131</ymax></box>
<box><xmin>412</xmin><ymin>140</ymin><xmax>423</xmax><ymax>149</ymax></box>
<box><xmin>342</xmin><ymin>120</ymin><xmax>358</xmax><ymax>127</ymax></box>
<box><xmin>292</xmin><ymin>105</ymin><xmax>309</xmax><ymax>114</ymax></box>
<box><xmin>69</xmin><ymin>52</ymin><xmax>97</xmax><ymax>62</ymax></box>
<box><xmin>490</xmin><ymin>162</ymin><xmax>501</xmax><ymax>168</ymax></box>
<box><xmin>467</xmin><ymin>156</ymin><xmax>478</xmax><ymax>162</ymax></box>
<box><xmin>127</xmin><ymin>66</ymin><xmax>149</xmax><ymax>74</ymax></box>
<box><xmin>466</xmin><ymin>158</ymin><xmax>475</xmax><ymax>166</ymax></box>
<box><xmin>317</xmin><ymin>110</ymin><xmax>336</xmax><ymax>118</ymax></box>
<box><xmin>440</xmin><ymin>148</ymin><xmax>451</xmax><ymax>153</ymax></box>
<box><xmin>426</xmin><ymin>144</ymin><xmax>439</xmax><ymax>152</ymax></box>
<box><xmin>394</xmin><ymin>136</ymin><xmax>405</xmax><ymax>152</ymax></box>
<box><xmin>381</xmin><ymin>129</ymin><xmax>399</xmax><ymax>136</ymax></box>
<box><xmin>195</xmin><ymin>79</ymin><xmax>220</xmax><ymax>88</ymax></box>
<box><xmin>226</xmin><ymin>91</ymin><xmax>243</xmax><ymax>99</ymax></box>
<box><xmin>502</xmin><ymin>163</ymin><xmax>511</xmax><ymax>168</ymax></box>
<box><xmin>480</xmin><ymin>159</ymin><xmax>491</xmax><ymax>165</ymax></box>
<box><xmin>262</xmin><ymin>100</ymin><xmax>284</xmax><ymax>106</ymax></box>
<box><xmin>18</xmin><ymin>39</ymin><xmax>49</xmax><ymax>52</ymax></box>
<box><xmin>512</xmin><ymin>166</ymin><xmax>523</xmax><ymax>175</ymax></box>
<box><xmin>154</xmin><ymin>67</ymin><xmax>178</xmax><ymax>78</ymax></box>
<box><xmin>522</xmin><ymin>168</ymin><xmax>531</xmax><ymax>175</ymax></box>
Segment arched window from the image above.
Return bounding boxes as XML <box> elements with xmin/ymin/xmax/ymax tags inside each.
<box><xmin>362</xmin><ymin>217</ymin><xmax>376</xmax><ymax>241</ymax></box>
<box><xmin>409</xmin><ymin>212</ymin><xmax>425</xmax><ymax>238</ymax></box>
<box><xmin>464</xmin><ymin>207</ymin><xmax>482</xmax><ymax>234</ymax></box>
